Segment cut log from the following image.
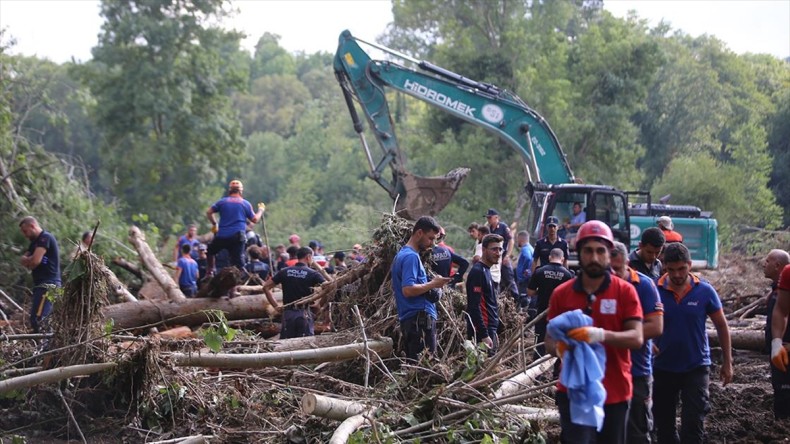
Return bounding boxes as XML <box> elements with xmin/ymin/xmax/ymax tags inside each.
<box><xmin>101</xmin><ymin>294</ymin><xmax>276</xmax><ymax>330</ymax></box>
<box><xmin>708</xmin><ymin>329</ymin><xmax>765</xmax><ymax>351</ymax></box>
<box><xmin>152</xmin><ymin>326</ymin><xmax>195</xmax><ymax>339</ymax></box>
<box><xmin>168</xmin><ymin>338</ymin><xmax>393</xmax><ymax>369</ymax></box>
<box><xmin>330</xmin><ymin>410</ymin><xmax>376</xmax><ymax>444</ymax></box>
<box><xmin>269</xmin><ymin>333</ymin><xmax>359</xmax><ymax>352</ymax></box>
<box><xmin>494</xmin><ymin>355</ymin><xmax>556</xmax><ymax>398</ymax></box>
<box><xmin>0</xmin><ymin>362</ymin><xmax>116</xmax><ymax>394</ymax></box>
<box><xmin>301</xmin><ymin>393</ymin><xmax>373</xmax><ymax>420</ymax></box>
<box><xmin>196</xmin><ymin>267</ymin><xmax>241</xmax><ymax>299</ymax></box>
<box><xmin>500</xmin><ymin>405</ymin><xmax>560</xmax><ymax>423</ymax></box>
<box><xmin>129</xmin><ymin>226</ymin><xmax>185</xmax><ymax>302</ymax></box>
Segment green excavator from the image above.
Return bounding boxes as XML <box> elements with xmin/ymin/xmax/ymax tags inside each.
<box><xmin>334</xmin><ymin>30</ymin><xmax>717</xmax><ymax>269</ymax></box>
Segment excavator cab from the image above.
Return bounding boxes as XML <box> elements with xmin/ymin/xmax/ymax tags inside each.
<box><xmin>526</xmin><ymin>183</ymin><xmax>630</xmax><ymax>267</ymax></box>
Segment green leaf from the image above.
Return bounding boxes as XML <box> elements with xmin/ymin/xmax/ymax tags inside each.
<box><xmin>204</xmin><ymin>329</ymin><xmax>223</xmax><ymax>353</ymax></box>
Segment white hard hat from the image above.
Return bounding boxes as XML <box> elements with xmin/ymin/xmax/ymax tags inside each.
<box><xmin>657</xmin><ymin>216</ymin><xmax>673</xmax><ymax>230</ymax></box>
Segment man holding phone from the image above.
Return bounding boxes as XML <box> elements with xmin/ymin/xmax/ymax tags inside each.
<box><xmin>392</xmin><ymin>216</ymin><xmax>452</xmax><ymax>361</ymax></box>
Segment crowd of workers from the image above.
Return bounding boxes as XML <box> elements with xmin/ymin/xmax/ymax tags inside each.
<box><xmin>16</xmin><ymin>179</ymin><xmax>790</xmax><ymax>443</ymax></box>
<box><xmin>391</xmin><ymin>210</ymin><xmax>790</xmax><ymax>444</ymax></box>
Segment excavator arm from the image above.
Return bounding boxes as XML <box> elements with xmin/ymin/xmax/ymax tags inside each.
<box><xmin>333</xmin><ymin>30</ymin><xmax>575</xmax><ymax>218</ymax></box>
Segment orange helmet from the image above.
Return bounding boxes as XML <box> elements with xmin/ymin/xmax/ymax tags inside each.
<box><xmin>576</xmin><ymin>220</ymin><xmax>614</xmax><ymax>249</ymax></box>
<box><xmin>228</xmin><ymin>179</ymin><xmax>243</xmax><ymax>189</ymax></box>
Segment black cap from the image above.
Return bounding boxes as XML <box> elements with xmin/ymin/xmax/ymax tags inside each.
<box><xmin>546</xmin><ymin>216</ymin><xmax>560</xmax><ymax>226</ymax></box>
<box><xmin>484</xmin><ymin>208</ymin><xmax>499</xmax><ymax>217</ymax></box>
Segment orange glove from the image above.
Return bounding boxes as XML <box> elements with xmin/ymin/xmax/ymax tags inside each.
<box><xmin>556</xmin><ymin>341</ymin><xmax>568</xmax><ymax>359</ymax></box>
<box><xmin>568</xmin><ymin>326</ymin><xmax>605</xmax><ymax>344</ymax></box>
<box><xmin>257</xmin><ymin>202</ymin><xmax>266</xmax><ymax>211</ymax></box>
<box><xmin>771</xmin><ymin>338</ymin><xmax>789</xmax><ymax>371</ymax></box>
<box><xmin>211</xmin><ymin>223</ymin><xmax>218</xmax><ymax>234</ymax></box>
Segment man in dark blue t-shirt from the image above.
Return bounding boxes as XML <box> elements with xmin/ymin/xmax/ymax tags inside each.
<box><xmin>430</xmin><ymin>243</ymin><xmax>469</xmax><ymax>286</ymax></box>
<box><xmin>527</xmin><ymin>248</ymin><xmax>573</xmax><ymax>356</ymax></box>
<box><xmin>205</xmin><ymin>179</ymin><xmax>264</xmax><ymax>275</ymax></box>
<box><xmin>19</xmin><ymin>216</ymin><xmax>61</xmax><ymax>332</ymax></box>
<box><xmin>263</xmin><ymin>247</ymin><xmax>326</xmax><ymax>339</ymax></box>
<box><xmin>532</xmin><ymin>216</ymin><xmax>569</xmax><ymax>274</ymax></box>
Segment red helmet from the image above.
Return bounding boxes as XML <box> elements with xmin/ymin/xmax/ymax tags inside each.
<box><xmin>576</xmin><ymin>220</ymin><xmax>614</xmax><ymax>249</ymax></box>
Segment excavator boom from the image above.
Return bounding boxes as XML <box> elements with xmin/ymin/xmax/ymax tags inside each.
<box><xmin>333</xmin><ymin>30</ymin><xmax>574</xmax><ymax>218</ymax></box>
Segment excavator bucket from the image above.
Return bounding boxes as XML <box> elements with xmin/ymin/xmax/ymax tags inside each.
<box><xmin>396</xmin><ymin>167</ymin><xmax>470</xmax><ymax>219</ymax></box>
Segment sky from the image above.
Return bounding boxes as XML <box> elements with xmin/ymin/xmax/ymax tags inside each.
<box><xmin>0</xmin><ymin>0</ymin><xmax>788</xmax><ymax>63</ymax></box>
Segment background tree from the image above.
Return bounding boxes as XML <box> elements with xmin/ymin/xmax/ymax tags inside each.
<box><xmin>79</xmin><ymin>0</ymin><xmax>249</xmax><ymax>227</ymax></box>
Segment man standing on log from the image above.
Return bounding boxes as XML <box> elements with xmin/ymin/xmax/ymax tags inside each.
<box><xmin>392</xmin><ymin>216</ymin><xmax>452</xmax><ymax>361</ymax></box>
<box><xmin>767</xmin><ymin>251</ymin><xmax>790</xmax><ymax>419</ymax></box>
<box><xmin>465</xmin><ymin>233</ymin><xmax>503</xmax><ymax>355</ymax></box>
<box><xmin>653</xmin><ymin>242</ymin><xmax>732</xmax><ymax>443</ymax></box>
<box><xmin>19</xmin><ymin>216</ymin><xmax>61</xmax><ymax>333</ymax></box>
<box><xmin>205</xmin><ymin>179</ymin><xmax>264</xmax><ymax>276</ymax></box>
<box><xmin>611</xmin><ymin>241</ymin><xmax>663</xmax><ymax>444</ymax></box>
<box><xmin>546</xmin><ymin>221</ymin><xmax>643</xmax><ymax>444</ymax></box>
<box><xmin>263</xmin><ymin>247</ymin><xmax>325</xmax><ymax>339</ymax></box>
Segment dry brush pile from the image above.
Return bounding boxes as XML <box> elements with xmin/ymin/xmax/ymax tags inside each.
<box><xmin>0</xmin><ymin>214</ymin><xmax>558</xmax><ymax>443</ymax></box>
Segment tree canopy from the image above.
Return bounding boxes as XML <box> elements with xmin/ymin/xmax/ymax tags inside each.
<box><xmin>1</xmin><ymin>0</ymin><xmax>788</xmax><ymax>279</ymax></box>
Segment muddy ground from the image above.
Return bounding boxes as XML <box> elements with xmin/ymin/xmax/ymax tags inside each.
<box><xmin>3</xmin><ymin>253</ymin><xmax>790</xmax><ymax>443</ymax></box>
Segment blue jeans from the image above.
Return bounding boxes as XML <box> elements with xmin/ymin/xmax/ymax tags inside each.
<box><xmin>653</xmin><ymin>366</ymin><xmax>710</xmax><ymax>444</ymax></box>
<box><xmin>280</xmin><ymin>308</ymin><xmax>314</xmax><ymax>339</ymax></box>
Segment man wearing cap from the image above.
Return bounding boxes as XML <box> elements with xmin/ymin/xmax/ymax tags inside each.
<box><xmin>205</xmin><ymin>179</ymin><xmax>264</xmax><ymax>275</ymax></box>
<box><xmin>546</xmin><ymin>221</ymin><xmax>643</xmax><ymax>444</ymax></box>
<box><xmin>527</xmin><ymin>248</ymin><xmax>573</xmax><ymax>356</ymax></box>
<box><xmin>485</xmin><ymin>209</ymin><xmax>519</xmax><ymax>298</ymax></box>
<box><xmin>532</xmin><ymin>216</ymin><xmax>569</xmax><ymax>274</ymax></box>
<box><xmin>657</xmin><ymin>216</ymin><xmax>683</xmax><ymax>244</ymax></box>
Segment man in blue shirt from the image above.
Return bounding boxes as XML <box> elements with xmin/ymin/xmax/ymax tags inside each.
<box><xmin>392</xmin><ymin>216</ymin><xmax>452</xmax><ymax>361</ymax></box>
<box><xmin>19</xmin><ymin>216</ymin><xmax>61</xmax><ymax>332</ymax></box>
<box><xmin>205</xmin><ymin>179</ymin><xmax>264</xmax><ymax>275</ymax></box>
<box><xmin>653</xmin><ymin>242</ymin><xmax>732</xmax><ymax>444</ymax></box>
<box><xmin>515</xmin><ymin>230</ymin><xmax>534</xmax><ymax>309</ymax></box>
<box><xmin>611</xmin><ymin>241</ymin><xmax>663</xmax><ymax>444</ymax></box>
<box><xmin>175</xmin><ymin>244</ymin><xmax>199</xmax><ymax>297</ymax></box>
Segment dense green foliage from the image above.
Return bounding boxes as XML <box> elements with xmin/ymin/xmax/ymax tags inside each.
<box><xmin>1</xmin><ymin>0</ymin><xmax>788</xmax><ymax>281</ymax></box>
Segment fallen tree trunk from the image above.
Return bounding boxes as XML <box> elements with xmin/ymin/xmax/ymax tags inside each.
<box><xmin>112</xmin><ymin>257</ymin><xmax>143</xmax><ymax>280</ymax></box>
<box><xmin>330</xmin><ymin>410</ymin><xmax>376</xmax><ymax>444</ymax></box>
<box><xmin>269</xmin><ymin>333</ymin><xmax>359</xmax><ymax>352</ymax></box>
<box><xmin>0</xmin><ymin>362</ymin><xmax>116</xmax><ymax>394</ymax></box>
<box><xmin>708</xmin><ymin>329</ymin><xmax>765</xmax><ymax>351</ymax></box>
<box><xmin>168</xmin><ymin>338</ymin><xmax>392</xmax><ymax>369</ymax></box>
<box><xmin>302</xmin><ymin>393</ymin><xmax>373</xmax><ymax>420</ymax></box>
<box><xmin>494</xmin><ymin>355</ymin><xmax>556</xmax><ymax>399</ymax></box>
<box><xmin>129</xmin><ymin>226</ymin><xmax>185</xmax><ymax>302</ymax></box>
<box><xmin>95</xmin><ymin>256</ymin><xmax>137</xmax><ymax>302</ymax></box>
<box><xmin>102</xmin><ymin>294</ymin><xmax>276</xmax><ymax>330</ymax></box>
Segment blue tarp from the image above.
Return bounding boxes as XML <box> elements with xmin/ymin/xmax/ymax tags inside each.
<box><xmin>547</xmin><ymin>309</ymin><xmax>607</xmax><ymax>430</ymax></box>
